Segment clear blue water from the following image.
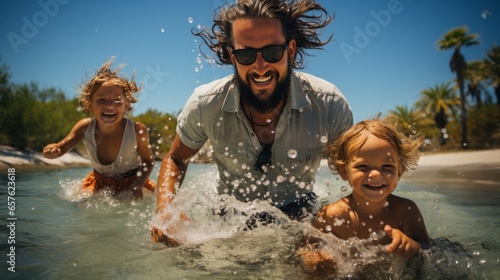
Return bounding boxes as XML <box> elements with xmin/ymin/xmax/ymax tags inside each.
<box><xmin>1</xmin><ymin>162</ymin><xmax>499</xmax><ymax>279</ymax></box>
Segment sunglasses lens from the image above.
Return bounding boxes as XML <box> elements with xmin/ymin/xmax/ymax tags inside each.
<box><xmin>262</xmin><ymin>46</ymin><xmax>285</xmax><ymax>63</ymax></box>
<box><xmin>233</xmin><ymin>45</ymin><xmax>286</xmax><ymax>65</ymax></box>
<box><xmin>254</xmin><ymin>146</ymin><xmax>272</xmax><ymax>172</ymax></box>
<box><xmin>235</xmin><ymin>49</ymin><xmax>257</xmax><ymax>65</ymax></box>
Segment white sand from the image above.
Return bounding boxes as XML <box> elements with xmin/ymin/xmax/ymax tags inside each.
<box><xmin>418</xmin><ymin>149</ymin><xmax>500</xmax><ymax>168</ymax></box>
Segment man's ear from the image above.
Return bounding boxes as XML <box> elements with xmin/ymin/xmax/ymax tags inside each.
<box><xmin>287</xmin><ymin>39</ymin><xmax>297</xmax><ymax>61</ymax></box>
<box><xmin>227</xmin><ymin>47</ymin><xmax>236</xmax><ymax>65</ymax></box>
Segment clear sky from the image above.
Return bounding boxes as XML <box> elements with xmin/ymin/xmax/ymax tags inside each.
<box><xmin>1</xmin><ymin>0</ymin><xmax>499</xmax><ymax>123</ymax></box>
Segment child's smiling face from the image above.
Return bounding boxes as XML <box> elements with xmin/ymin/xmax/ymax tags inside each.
<box><xmin>90</xmin><ymin>80</ymin><xmax>129</xmax><ymax>125</ymax></box>
<box><xmin>342</xmin><ymin>134</ymin><xmax>402</xmax><ymax>204</ymax></box>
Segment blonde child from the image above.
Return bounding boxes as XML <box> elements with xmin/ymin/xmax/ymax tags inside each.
<box><xmin>300</xmin><ymin>116</ymin><xmax>433</xmax><ymax>273</ymax></box>
<box><xmin>43</xmin><ymin>58</ymin><xmax>155</xmax><ymax>199</ymax></box>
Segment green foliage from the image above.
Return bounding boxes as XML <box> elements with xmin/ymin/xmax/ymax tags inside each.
<box><xmin>0</xmin><ymin>78</ymin><xmax>85</xmax><ymax>150</ymax></box>
<box><xmin>131</xmin><ymin>109</ymin><xmax>177</xmax><ymax>160</ymax></box>
<box><xmin>467</xmin><ymin>104</ymin><xmax>500</xmax><ymax>148</ymax></box>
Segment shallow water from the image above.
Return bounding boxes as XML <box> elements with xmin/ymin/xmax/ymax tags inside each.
<box><xmin>1</xmin><ymin>162</ymin><xmax>499</xmax><ymax>279</ymax></box>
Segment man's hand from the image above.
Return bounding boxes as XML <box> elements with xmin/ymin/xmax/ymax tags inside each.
<box><xmin>151</xmin><ymin>212</ymin><xmax>188</xmax><ymax>247</ymax></box>
<box><xmin>151</xmin><ymin>226</ymin><xmax>182</xmax><ymax>247</ymax></box>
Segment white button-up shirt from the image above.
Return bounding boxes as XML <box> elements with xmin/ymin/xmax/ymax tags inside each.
<box><xmin>177</xmin><ymin>72</ymin><xmax>353</xmax><ymax>206</ymax></box>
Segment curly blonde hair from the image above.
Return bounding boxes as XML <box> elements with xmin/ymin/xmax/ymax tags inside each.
<box><xmin>327</xmin><ymin>115</ymin><xmax>424</xmax><ymax>176</ymax></box>
<box><xmin>79</xmin><ymin>58</ymin><xmax>142</xmax><ymax>114</ymax></box>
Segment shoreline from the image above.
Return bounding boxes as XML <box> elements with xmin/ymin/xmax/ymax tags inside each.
<box><xmin>1</xmin><ymin>145</ymin><xmax>499</xmax><ymax>174</ymax></box>
<box><xmin>0</xmin><ymin>145</ymin><xmax>91</xmax><ymax>172</ymax></box>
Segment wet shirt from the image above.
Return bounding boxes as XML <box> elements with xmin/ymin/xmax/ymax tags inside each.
<box><xmin>177</xmin><ymin>72</ymin><xmax>353</xmax><ymax>207</ymax></box>
<box><xmin>82</xmin><ymin>118</ymin><xmax>141</xmax><ymax>178</ymax></box>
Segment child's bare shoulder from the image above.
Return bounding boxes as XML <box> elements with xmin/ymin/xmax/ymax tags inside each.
<box><xmin>387</xmin><ymin>194</ymin><xmax>418</xmax><ymax>210</ymax></box>
<box><xmin>133</xmin><ymin>121</ymin><xmax>148</xmax><ymax>133</ymax></box>
<box><xmin>73</xmin><ymin>118</ymin><xmax>92</xmax><ymax>133</ymax></box>
<box><xmin>315</xmin><ymin>198</ymin><xmax>351</xmax><ymax>223</ymax></box>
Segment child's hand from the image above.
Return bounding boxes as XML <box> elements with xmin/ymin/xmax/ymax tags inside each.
<box><xmin>384</xmin><ymin>225</ymin><xmax>421</xmax><ymax>259</ymax></box>
<box><xmin>42</xmin><ymin>144</ymin><xmax>62</xmax><ymax>159</ymax></box>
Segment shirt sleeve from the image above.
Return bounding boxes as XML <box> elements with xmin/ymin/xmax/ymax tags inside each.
<box><xmin>176</xmin><ymin>90</ymin><xmax>208</xmax><ymax>150</ymax></box>
<box><xmin>328</xmin><ymin>86</ymin><xmax>353</xmax><ymax>141</ymax></box>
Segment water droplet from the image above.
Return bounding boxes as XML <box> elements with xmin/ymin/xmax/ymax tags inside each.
<box><xmin>320</xmin><ymin>135</ymin><xmax>328</xmax><ymax>143</ymax></box>
<box><xmin>160</xmin><ymin>28</ymin><xmax>165</xmax><ymax>33</ymax></box>
<box><xmin>188</xmin><ymin>17</ymin><xmax>194</xmax><ymax>23</ymax></box>
<box><xmin>287</xmin><ymin>149</ymin><xmax>298</xmax><ymax>159</ymax></box>
<box><xmin>482</xmin><ymin>9</ymin><xmax>492</xmax><ymax>19</ymax></box>
<box><xmin>341</xmin><ymin>185</ymin><xmax>348</xmax><ymax>192</ymax></box>
<box><xmin>194</xmin><ymin>67</ymin><xmax>199</xmax><ymax>72</ymax></box>
<box><xmin>196</xmin><ymin>56</ymin><xmax>202</xmax><ymax>64</ymax></box>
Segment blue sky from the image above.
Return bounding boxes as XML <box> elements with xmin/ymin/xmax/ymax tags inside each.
<box><xmin>1</xmin><ymin>0</ymin><xmax>499</xmax><ymax>123</ymax></box>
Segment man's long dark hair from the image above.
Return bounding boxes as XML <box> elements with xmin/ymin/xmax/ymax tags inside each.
<box><xmin>192</xmin><ymin>0</ymin><xmax>334</xmax><ymax>69</ymax></box>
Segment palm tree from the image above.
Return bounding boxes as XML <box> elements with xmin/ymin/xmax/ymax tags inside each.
<box><xmin>389</xmin><ymin>105</ymin><xmax>426</xmax><ymax>134</ymax></box>
<box><xmin>466</xmin><ymin>60</ymin><xmax>489</xmax><ymax>108</ymax></box>
<box><xmin>437</xmin><ymin>26</ymin><xmax>480</xmax><ymax>148</ymax></box>
<box><xmin>389</xmin><ymin>105</ymin><xmax>436</xmax><ymax>147</ymax></box>
<box><xmin>415</xmin><ymin>82</ymin><xmax>460</xmax><ymax>145</ymax></box>
<box><xmin>484</xmin><ymin>44</ymin><xmax>500</xmax><ymax>105</ymax></box>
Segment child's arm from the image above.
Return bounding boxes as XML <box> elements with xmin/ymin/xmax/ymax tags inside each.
<box><xmin>129</xmin><ymin>122</ymin><xmax>155</xmax><ymax>199</ymax></box>
<box><xmin>42</xmin><ymin>118</ymin><xmax>90</xmax><ymax>159</ymax></box>
<box><xmin>385</xmin><ymin>200</ymin><xmax>433</xmax><ymax>259</ymax></box>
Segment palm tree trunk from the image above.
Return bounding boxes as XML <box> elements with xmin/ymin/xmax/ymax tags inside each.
<box><xmin>495</xmin><ymin>85</ymin><xmax>500</xmax><ymax>106</ymax></box>
<box><xmin>452</xmin><ymin>48</ymin><xmax>468</xmax><ymax>148</ymax></box>
<box><xmin>458</xmin><ymin>84</ymin><xmax>468</xmax><ymax>148</ymax></box>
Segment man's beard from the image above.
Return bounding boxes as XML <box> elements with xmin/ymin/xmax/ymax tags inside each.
<box><xmin>235</xmin><ymin>66</ymin><xmax>292</xmax><ymax>114</ymax></box>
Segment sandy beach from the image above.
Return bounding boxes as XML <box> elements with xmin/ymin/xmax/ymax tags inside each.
<box><xmin>404</xmin><ymin>149</ymin><xmax>500</xmax><ymax>184</ymax></box>
<box><xmin>0</xmin><ymin>145</ymin><xmax>91</xmax><ymax>171</ymax></box>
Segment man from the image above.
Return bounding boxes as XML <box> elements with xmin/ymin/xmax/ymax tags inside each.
<box><xmin>152</xmin><ymin>0</ymin><xmax>353</xmax><ymax>246</ymax></box>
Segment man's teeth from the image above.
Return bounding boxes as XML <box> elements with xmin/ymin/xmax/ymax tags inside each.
<box><xmin>253</xmin><ymin>76</ymin><xmax>272</xmax><ymax>84</ymax></box>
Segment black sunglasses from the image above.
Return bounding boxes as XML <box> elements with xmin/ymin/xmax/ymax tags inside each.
<box><xmin>254</xmin><ymin>145</ymin><xmax>272</xmax><ymax>173</ymax></box>
<box><xmin>231</xmin><ymin>45</ymin><xmax>288</xmax><ymax>65</ymax></box>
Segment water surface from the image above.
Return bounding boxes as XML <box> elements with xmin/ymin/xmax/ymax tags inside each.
<box><xmin>1</xmin><ymin>162</ymin><xmax>499</xmax><ymax>279</ymax></box>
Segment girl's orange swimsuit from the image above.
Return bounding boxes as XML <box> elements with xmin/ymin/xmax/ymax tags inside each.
<box><xmin>83</xmin><ymin>168</ymin><xmax>154</xmax><ymax>195</ymax></box>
